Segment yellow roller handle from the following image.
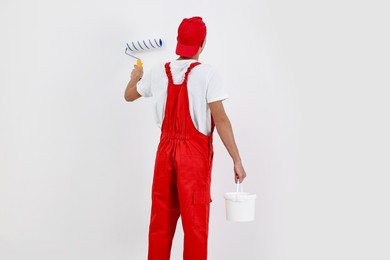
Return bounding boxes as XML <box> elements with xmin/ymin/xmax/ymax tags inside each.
<box><xmin>136</xmin><ymin>59</ymin><xmax>143</xmax><ymax>67</ymax></box>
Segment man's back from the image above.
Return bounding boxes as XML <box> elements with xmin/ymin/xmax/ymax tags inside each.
<box><xmin>137</xmin><ymin>59</ymin><xmax>228</xmax><ymax>136</ymax></box>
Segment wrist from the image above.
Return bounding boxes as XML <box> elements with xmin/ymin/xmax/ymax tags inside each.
<box><xmin>233</xmin><ymin>158</ymin><xmax>242</xmax><ymax>164</ymax></box>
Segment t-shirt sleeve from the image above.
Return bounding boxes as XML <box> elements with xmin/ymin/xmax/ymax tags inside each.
<box><xmin>206</xmin><ymin>67</ymin><xmax>229</xmax><ymax>103</ymax></box>
<box><xmin>136</xmin><ymin>69</ymin><xmax>152</xmax><ymax>97</ymax></box>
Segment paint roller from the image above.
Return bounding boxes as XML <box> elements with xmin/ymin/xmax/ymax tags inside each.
<box><xmin>125</xmin><ymin>38</ymin><xmax>163</xmax><ymax>67</ymax></box>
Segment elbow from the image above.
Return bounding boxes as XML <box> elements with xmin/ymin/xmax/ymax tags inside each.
<box><xmin>214</xmin><ymin>117</ymin><xmax>231</xmax><ymax>132</ymax></box>
<box><xmin>124</xmin><ymin>93</ymin><xmax>137</xmax><ymax>102</ymax></box>
<box><xmin>124</xmin><ymin>87</ymin><xmax>141</xmax><ymax>102</ymax></box>
<box><xmin>214</xmin><ymin>116</ymin><xmax>230</xmax><ymax>128</ymax></box>
<box><xmin>124</xmin><ymin>95</ymin><xmax>133</xmax><ymax>102</ymax></box>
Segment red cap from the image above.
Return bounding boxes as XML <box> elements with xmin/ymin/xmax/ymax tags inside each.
<box><xmin>176</xmin><ymin>17</ymin><xmax>207</xmax><ymax>58</ymax></box>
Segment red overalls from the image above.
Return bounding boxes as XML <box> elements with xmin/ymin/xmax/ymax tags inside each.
<box><xmin>148</xmin><ymin>62</ymin><xmax>214</xmax><ymax>260</ymax></box>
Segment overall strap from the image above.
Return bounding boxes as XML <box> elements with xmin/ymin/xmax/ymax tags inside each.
<box><xmin>183</xmin><ymin>62</ymin><xmax>201</xmax><ymax>83</ymax></box>
<box><xmin>164</xmin><ymin>62</ymin><xmax>201</xmax><ymax>85</ymax></box>
<box><xmin>164</xmin><ymin>62</ymin><xmax>174</xmax><ymax>85</ymax></box>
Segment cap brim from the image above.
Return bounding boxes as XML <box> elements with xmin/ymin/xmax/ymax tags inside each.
<box><xmin>176</xmin><ymin>42</ymin><xmax>200</xmax><ymax>58</ymax></box>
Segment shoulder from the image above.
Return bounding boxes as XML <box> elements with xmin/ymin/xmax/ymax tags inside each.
<box><xmin>192</xmin><ymin>63</ymin><xmax>221</xmax><ymax>79</ymax></box>
<box><xmin>145</xmin><ymin>62</ymin><xmax>166</xmax><ymax>79</ymax></box>
<box><xmin>150</xmin><ymin>62</ymin><xmax>166</xmax><ymax>72</ymax></box>
<box><xmin>196</xmin><ymin>63</ymin><xmax>223</xmax><ymax>83</ymax></box>
<box><xmin>196</xmin><ymin>62</ymin><xmax>216</xmax><ymax>72</ymax></box>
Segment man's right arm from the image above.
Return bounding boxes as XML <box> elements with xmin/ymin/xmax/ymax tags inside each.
<box><xmin>209</xmin><ymin>100</ymin><xmax>247</xmax><ymax>183</ymax></box>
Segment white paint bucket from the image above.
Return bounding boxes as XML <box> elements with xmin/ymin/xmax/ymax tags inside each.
<box><xmin>224</xmin><ymin>182</ymin><xmax>256</xmax><ymax>222</ymax></box>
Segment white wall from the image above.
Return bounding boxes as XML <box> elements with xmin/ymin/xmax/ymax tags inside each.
<box><xmin>1</xmin><ymin>0</ymin><xmax>389</xmax><ymax>259</ymax></box>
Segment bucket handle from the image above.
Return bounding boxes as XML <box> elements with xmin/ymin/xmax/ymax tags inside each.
<box><xmin>236</xmin><ymin>182</ymin><xmax>244</xmax><ymax>193</ymax></box>
<box><xmin>235</xmin><ymin>182</ymin><xmax>244</xmax><ymax>201</ymax></box>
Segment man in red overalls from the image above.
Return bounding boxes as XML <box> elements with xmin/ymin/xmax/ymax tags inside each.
<box><xmin>125</xmin><ymin>17</ymin><xmax>246</xmax><ymax>260</ymax></box>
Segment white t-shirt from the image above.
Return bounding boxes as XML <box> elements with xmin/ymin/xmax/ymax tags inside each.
<box><xmin>136</xmin><ymin>59</ymin><xmax>229</xmax><ymax>136</ymax></box>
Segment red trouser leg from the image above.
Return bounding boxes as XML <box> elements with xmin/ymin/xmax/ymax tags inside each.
<box><xmin>148</xmin><ymin>145</ymin><xmax>212</xmax><ymax>260</ymax></box>
<box><xmin>148</xmin><ymin>151</ymin><xmax>180</xmax><ymax>260</ymax></box>
<box><xmin>176</xmin><ymin>150</ymin><xmax>212</xmax><ymax>260</ymax></box>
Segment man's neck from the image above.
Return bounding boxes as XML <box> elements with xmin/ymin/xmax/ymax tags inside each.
<box><xmin>177</xmin><ymin>55</ymin><xmax>199</xmax><ymax>61</ymax></box>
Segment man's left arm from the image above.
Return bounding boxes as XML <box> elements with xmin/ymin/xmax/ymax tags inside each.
<box><xmin>124</xmin><ymin>65</ymin><xmax>143</xmax><ymax>102</ymax></box>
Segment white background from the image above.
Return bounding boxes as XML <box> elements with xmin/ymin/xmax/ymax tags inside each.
<box><xmin>1</xmin><ymin>0</ymin><xmax>389</xmax><ymax>259</ymax></box>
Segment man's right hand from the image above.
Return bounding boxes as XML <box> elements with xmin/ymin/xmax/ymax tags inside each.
<box><xmin>234</xmin><ymin>161</ymin><xmax>246</xmax><ymax>183</ymax></box>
